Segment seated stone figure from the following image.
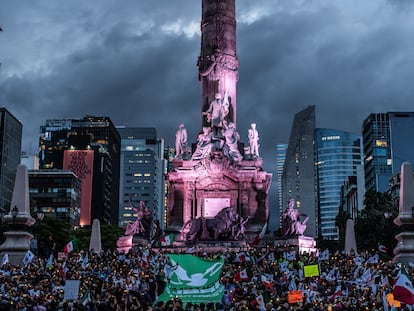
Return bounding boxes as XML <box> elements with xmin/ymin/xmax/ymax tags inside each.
<box><xmin>281</xmin><ymin>199</ymin><xmax>309</xmax><ymax>238</ymax></box>
<box><xmin>125</xmin><ymin>199</ymin><xmax>152</xmax><ymax>237</ymax></box>
<box><xmin>222</xmin><ymin>122</ymin><xmax>242</xmax><ymax>162</ymax></box>
<box><xmin>192</xmin><ymin>127</ymin><xmax>214</xmax><ymax>160</ymax></box>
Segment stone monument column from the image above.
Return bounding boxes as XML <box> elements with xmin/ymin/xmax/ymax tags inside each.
<box><xmin>393</xmin><ymin>162</ymin><xmax>414</xmax><ymax>264</ymax></box>
<box><xmin>198</xmin><ymin>0</ymin><xmax>239</xmax><ymax>128</ymax></box>
<box><xmin>0</xmin><ymin>164</ymin><xmax>36</xmax><ymax>265</ymax></box>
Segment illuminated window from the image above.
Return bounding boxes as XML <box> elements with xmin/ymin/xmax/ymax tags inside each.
<box><xmin>134</xmin><ymin>173</ymin><xmax>142</xmax><ymax>177</ymax></box>
<box><xmin>126</xmin><ymin>146</ymin><xmax>134</xmax><ymax>151</ymax></box>
<box><xmin>387</xmin><ymin>159</ymin><xmax>392</xmax><ymax>165</ymax></box>
<box><xmin>375</xmin><ymin>140</ymin><xmax>388</xmax><ymax>147</ymax></box>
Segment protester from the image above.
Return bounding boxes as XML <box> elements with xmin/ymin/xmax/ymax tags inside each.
<box><xmin>0</xmin><ymin>245</ymin><xmax>412</xmax><ymax>311</ymax></box>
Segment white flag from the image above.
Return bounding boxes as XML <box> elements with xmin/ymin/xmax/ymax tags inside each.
<box><xmin>298</xmin><ymin>268</ymin><xmax>304</xmax><ymax>281</ymax></box>
<box><xmin>326</xmin><ymin>267</ymin><xmax>336</xmax><ymax>282</ymax></box>
<box><xmin>284</xmin><ymin>251</ymin><xmax>296</xmax><ymax>261</ymax></box>
<box><xmin>353</xmin><ymin>256</ymin><xmax>365</xmax><ymax>266</ymax></box>
<box><xmin>81</xmin><ymin>254</ymin><xmax>89</xmax><ymax>269</ymax></box>
<box><xmin>288</xmin><ymin>276</ymin><xmax>297</xmax><ymax>291</ymax></box>
<box><xmin>382</xmin><ymin>291</ymin><xmax>389</xmax><ymax>311</ymax></box>
<box><xmin>381</xmin><ymin>275</ymin><xmax>389</xmax><ymax>287</ymax></box>
<box><xmin>255</xmin><ymin>294</ymin><xmax>266</xmax><ymax>311</ymax></box>
<box><xmin>360</xmin><ymin>268</ymin><xmax>372</xmax><ymax>284</ymax></box>
<box><xmin>46</xmin><ymin>254</ymin><xmax>54</xmax><ymax>268</ymax></box>
<box><xmin>239</xmin><ymin>268</ymin><xmax>249</xmax><ymax>279</ymax></box>
<box><xmin>1</xmin><ymin>254</ymin><xmax>9</xmax><ymax>266</ymax></box>
<box><xmin>366</xmin><ymin>254</ymin><xmax>379</xmax><ymax>264</ymax></box>
<box><xmin>23</xmin><ymin>250</ymin><xmax>35</xmax><ymax>265</ymax></box>
<box><xmin>279</xmin><ymin>261</ymin><xmax>288</xmax><ymax>272</ymax></box>
<box><xmin>319</xmin><ymin>249</ymin><xmax>329</xmax><ymax>261</ymax></box>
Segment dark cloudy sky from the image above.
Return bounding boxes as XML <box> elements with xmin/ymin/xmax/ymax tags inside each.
<box><xmin>1</xmin><ymin>0</ymin><xmax>414</xmax><ymax>177</ymax></box>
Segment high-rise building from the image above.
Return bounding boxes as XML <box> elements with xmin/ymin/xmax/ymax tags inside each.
<box><xmin>362</xmin><ymin>112</ymin><xmax>414</xmax><ymax>192</ymax></box>
<box><xmin>315</xmin><ymin>128</ymin><xmax>363</xmax><ymax>240</ymax></box>
<box><xmin>117</xmin><ymin>127</ymin><xmax>165</xmax><ymax>228</ymax></box>
<box><xmin>38</xmin><ymin>116</ymin><xmax>120</xmax><ymax>225</ymax></box>
<box><xmin>21</xmin><ymin>152</ymin><xmax>39</xmax><ymax>170</ymax></box>
<box><xmin>276</xmin><ymin>144</ymin><xmax>288</xmax><ymax>230</ymax></box>
<box><xmin>282</xmin><ymin>106</ymin><xmax>316</xmax><ymax>237</ymax></box>
<box><xmin>0</xmin><ymin>108</ymin><xmax>22</xmax><ymax>209</ymax></box>
<box><xmin>340</xmin><ymin>175</ymin><xmax>364</xmax><ymax>220</ymax></box>
<box><xmin>28</xmin><ymin>170</ymin><xmax>81</xmax><ymax>226</ymax></box>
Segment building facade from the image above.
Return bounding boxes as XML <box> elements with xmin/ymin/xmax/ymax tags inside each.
<box><xmin>340</xmin><ymin>175</ymin><xmax>364</xmax><ymax>220</ymax></box>
<box><xmin>362</xmin><ymin>112</ymin><xmax>414</xmax><ymax>192</ymax></box>
<box><xmin>38</xmin><ymin>116</ymin><xmax>120</xmax><ymax>225</ymax></box>
<box><xmin>282</xmin><ymin>106</ymin><xmax>316</xmax><ymax>237</ymax></box>
<box><xmin>28</xmin><ymin>170</ymin><xmax>81</xmax><ymax>226</ymax></box>
<box><xmin>21</xmin><ymin>152</ymin><xmax>39</xmax><ymax>170</ymax></box>
<box><xmin>117</xmin><ymin>127</ymin><xmax>165</xmax><ymax>228</ymax></box>
<box><xmin>0</xmin><ymin>108</ymin><xmax>22</xmax><ymax>210</ymax></box>
<box><xmin>315</xmin><ymin>128</ymin><xmax>363</xmax><ymax>240</ymax></box>
<box><xmin>276</xmin><ymin>144</ymin><xmax>288</xmax><ymax>231</ymax></box>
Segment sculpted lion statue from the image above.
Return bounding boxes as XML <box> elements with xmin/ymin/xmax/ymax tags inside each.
<box><xmin>182</xmin><ymin>207</ymin><xmax>240</xmax><ymax>241</ymax></box>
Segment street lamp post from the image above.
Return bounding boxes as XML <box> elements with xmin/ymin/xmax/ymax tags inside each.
<box><xmin>0</xmin><ymin>207</ymin><xmax>4</xmax><ymax>224</ymax></box>
<box><xmin>11</xmin><ymin>206</ymin><xmax>18</xmax><ymax>224</ymax></box>
<box><xmin>0</xmin><ymin>207</ymin><xmax>4</xmax><ymax>240</ymax></box>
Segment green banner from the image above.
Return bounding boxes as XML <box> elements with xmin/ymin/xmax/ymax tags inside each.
<box><xmin>158</xmin><ymin>254</ymin><xmax>225</xmax><ymax>303</ymax></box>
<box><xmin>303</xmin><ymin>264</ymin><xmax>319</xmax><ymax>277</ymax></box>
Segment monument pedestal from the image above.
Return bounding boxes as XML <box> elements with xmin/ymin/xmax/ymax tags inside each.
<box><xmin>274</xmin><ymin>235</ymin><xmax>317</xmax><ymax>254</ymax></box>
<box><xmin>116</xmin><ymin>235</ymin><xmax>151</xmax><ymax>253</ymax></box>
<box><xmin>393</xmin><ymin>231</ymin><xmax>414</xmax><ymax>264</ymax></box>
<box><xmin>0</xmin><ymin>165</ymin><xmax>36</xmax><ymax>265</ymax></box>
<box><xmin>0</xmin><ymin>230</ymin><xmax>33</xmax><ymax>265</ymax></box>
<box><xmin>116</xmin><ymin>235</ymin><xmax>133</xmax><ymax>253</ymax></box>
<box><xmin>165</xmin><ymin>153</ymin><xmax>272</xmax><ymax>236</ymax></box>
<box><xmin>393</xmin><ymin>163</ymin><xmax>414</xmax><ymax>264</ymax></box>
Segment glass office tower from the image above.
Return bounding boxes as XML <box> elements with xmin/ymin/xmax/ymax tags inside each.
<box><xmin>282</xmin><ymin>106</ymin><xmax>316</xmax><ymax>237</ymax></box>
<box><xmin>362</xmin><ymin>112</ymin><xmax>414</xmax><ymax>192</ymax></box>
<box><xmin>276</xmin><ymin>144</ymin><xmax>288</xmax><ymax>230</ymax></box>
<box><xmin>315</xmin><ymin>128</ymin><xmax>363</xmax><ymax>240</ymax></box>
<box><xmin>0</xmin><ymin>108</ymin><xmax>22</xmax><ymax>209</ymax></box>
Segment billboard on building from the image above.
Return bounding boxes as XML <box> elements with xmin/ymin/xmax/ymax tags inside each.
<box><xmin>63</xmin><ymin>150</ymin><xmax>94</xmax><ymax>226</ymax></box>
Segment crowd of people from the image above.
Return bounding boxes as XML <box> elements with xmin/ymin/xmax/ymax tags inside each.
<box><xmin>0</xmin><ymin>244</ymin><xmax>412</xmax><ymax>311</ymax></box>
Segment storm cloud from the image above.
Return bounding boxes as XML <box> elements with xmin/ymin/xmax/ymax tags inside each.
<box><xmin>1</xmin><ymin>0</ymin><xmax>414</xmax><ymax>178</ymax></box>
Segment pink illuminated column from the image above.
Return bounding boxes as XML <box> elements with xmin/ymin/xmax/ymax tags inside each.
<box><xmin>198</xmin><ymin>0</ymin><xmax>239</xmax><ymax>128</ymax></box>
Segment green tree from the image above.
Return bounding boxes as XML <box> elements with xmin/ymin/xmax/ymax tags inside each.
<box><xmin>67</xmin><ymin>224</ymin><xmax>124</xmax><ymax>251</ymax></box>
<box><xmin>101</xmin><ymin>224</ymin><xmax>124</xmax><ymax>250</ymax></box>
<box><xmin>29</xmin><ymin>216</ymin><xmax>71</xmax><ymax>257</ymax></box>
<box><xmin>355</xmin><ymin>190</ymin><xmax>399</xmax><ymax>253</ymax></box>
